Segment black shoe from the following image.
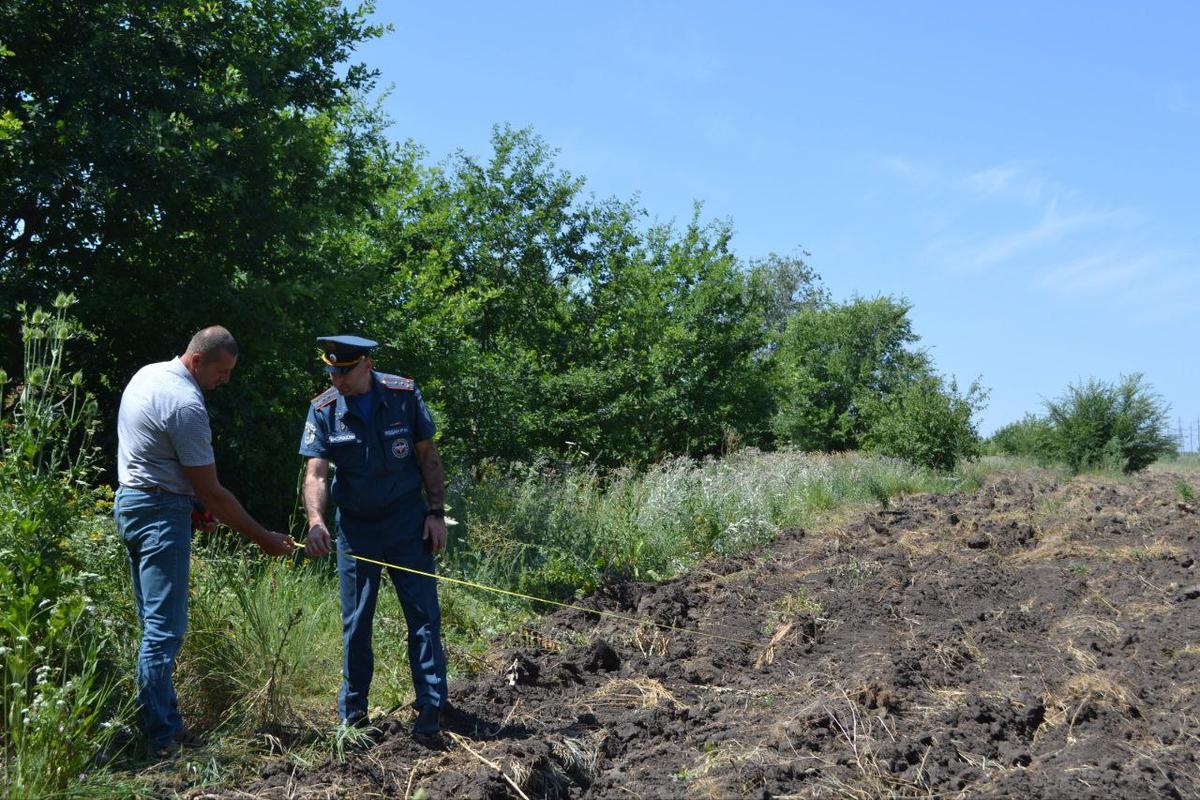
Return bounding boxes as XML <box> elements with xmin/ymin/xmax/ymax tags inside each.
<box><xmin>174</xmin><ymin>726</ymin><xmax>203</xmax><ymax>748</ymax></box>
<box><xmin>151</xmin><ymin>740</ymin><xmax>181</xmax><ymax>759</ymax></box>
<box><xmin>151</xmin><ymin>725</ymin><xmax>201</xmax><ymax>759</ymax></box>
<box><xmin>413</xmin><ymin>705</ymin><xmax>441</xmax><ymax>738</ymax></box>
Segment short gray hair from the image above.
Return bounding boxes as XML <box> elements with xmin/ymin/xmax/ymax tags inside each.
<box><xmin>185</xmin><ymin>326</ymin><xmax>239</xmax><ymax>362</ymax></box>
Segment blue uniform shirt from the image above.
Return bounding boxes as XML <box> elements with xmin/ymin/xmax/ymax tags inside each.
<box><xmin>299</xmin><ymin>372</ymin><xmax>437</xmax><ymax>518</ymax></box>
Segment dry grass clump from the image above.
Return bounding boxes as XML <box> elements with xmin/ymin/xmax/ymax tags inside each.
<box><xmin>589</xmin><ymin>677</ymin><xmax>685</xmax><ymax>711</ymax></box>
<box><xmin>896</xmin><ymin>529</ymin><xmax>957</xmax><ymax>559</ymax></box>
<box><xmin>1052</xmin><ymin>614</ymin><xmax>1121</xmax><ymax>642</ymax></box>
<box><xmin>1121</xmin><ymin>599</ymin><xmax>1177</xmax><ymax>621</ymax></box>
<box><xmin>624</xmin><ymin>625</ymin><xmax>673</xmax><ymax>658</ymax></box>
<box><xmin>1041</xmin><ymin>672</ymin><xmax>1136</xmax><ymax>738</ymax></box>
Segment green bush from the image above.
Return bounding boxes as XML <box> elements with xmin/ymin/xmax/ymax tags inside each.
<box><xmin>1044</xmin><ymin>374</ymin><xmax>1175</xmax><ymax>473</ymax></box>
<box><xmin>987</xmin><ymin>414</ymin><xmax>1056</xmax><ymax>461</ymax></box>
<box><xmin>860</xmin><ymin>375</ymin><xmax>987</xmax><ymax>472</ymax></box>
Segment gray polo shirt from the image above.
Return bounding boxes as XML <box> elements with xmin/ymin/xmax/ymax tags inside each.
<box><xmin>117</xmin><ymin>357</ymin><xmax>215</xmax><ymax>495</ymax></box>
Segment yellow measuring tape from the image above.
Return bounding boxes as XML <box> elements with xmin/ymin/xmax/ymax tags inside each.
<box><xmin>289</xmin><ymin>538</ymin><xmax>758</xmax><ymax>648</ymax></box>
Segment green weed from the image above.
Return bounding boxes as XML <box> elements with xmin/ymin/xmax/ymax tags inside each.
<box><xmin>0</xmin><ymin>297</ymin><xmax>132</xmax><ymax>797</ymax></box>
<box><xmin>180</xmin><ymin>546</ymin><xmax>342</xmax><ymax>734</ymax></box>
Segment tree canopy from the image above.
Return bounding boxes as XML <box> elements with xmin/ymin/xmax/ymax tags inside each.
<box><xmin>2</xmin><ymin>3</ymin><xmax>989</xmax><ymax>525</ymax></box>
<box><xmin>1</xmin><ymin>0</ymin><xmax>397</xmax><ymax>515</ymax></box>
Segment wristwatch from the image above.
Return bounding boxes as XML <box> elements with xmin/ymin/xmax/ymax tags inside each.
<box><xmin>426</xmin><ymin>508</ymin><xmax>445</xmax><ymax>519</ymax></box>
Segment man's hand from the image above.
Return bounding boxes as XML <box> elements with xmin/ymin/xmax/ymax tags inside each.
<box><xmin>423</xmin><ymin>515</ymin><xmax>448</xmax><ymax>553</ymax></box>
<box><xmin>257</xmin><ymin>531</ymin><xmax>295</xmax><ymax>556</ymax></box>
<box><xmin>190</xmin><ymin>501</ymin><xmax>217</xmax><ymax>533</ymax></box>
<box><xmin>191</xmin><ymin>511</ymin><xmax>218</xmax><ymax>533</ymax></box>
<box><xmin>305</xmin><ymin>522</ymin><xmax>333</xmax><ymax>557</ymax></box>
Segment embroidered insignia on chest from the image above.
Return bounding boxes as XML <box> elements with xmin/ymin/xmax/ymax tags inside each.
<box><xmin>328</xmin><ymin>433</ymin><xmax>357</xmax><ymax>445</ymax></box>
<box><xmin>303</xmin><ymin>422</ymin><xmax>317</xmax><ymax>445</ymax></box>
<box><xmin>379</xmin><ymin>374</ymin><xmax>415</xmax><ymax>392</ymax></box>
<box><xmin>391</xmin><ymin>438</ymin><xmax>411</xmax><ymax>459</ymax></box>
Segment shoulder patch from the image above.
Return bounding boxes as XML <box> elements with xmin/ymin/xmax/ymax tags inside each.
<box><xmin>378</xmin><ymin>373</ymin><xmax>415</xmax><ymax>392</ymax></box>
<box><xmin>310</xmin><ymin>386</ymin><xmax>339</xmax><ymax>409</ymax></box>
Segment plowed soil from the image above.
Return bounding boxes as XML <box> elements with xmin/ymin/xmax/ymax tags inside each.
<box><xmin>208</xmin><ymin>470</ymin><xmax>1200</xmax><ymax>799</ymax></box>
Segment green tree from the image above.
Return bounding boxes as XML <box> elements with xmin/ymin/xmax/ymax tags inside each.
<box><xmin>771</xmin><ymin>295</ymin><xmax>929</xmax><ymax>451</ymax></box>
<box><xmin>745</xmin><ymin>251</ymin><xmax>827</xmax><ymax>342</ymax></box>
<box><xmin>357</xmin><ymin>127</ymin><xmax>584</xmax><ymax>467</ymax></box>
<box><xmin>360</xmin><ymin>129</ymin><xmax>779</xmax><ymax>470</ymax></box>
<box><xmin>635</xmin><ymin>210</ymin><xmax>776</xmax><ymax>458</ymax></box>
<box><xmin>0</xmin><ymin>0</ymin><xmax>396</xmax><ymax>523</ymax></box>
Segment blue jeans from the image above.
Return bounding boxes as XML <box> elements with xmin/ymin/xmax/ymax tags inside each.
<box><xmin>336</xmin><ymin>498</ymin><xmax>447</xmax><ymax>720</ymax></box>
<box><xmin>114</xmin><ymin>486</ymin><xmax>192</xmax><ymax>748</ymax></box>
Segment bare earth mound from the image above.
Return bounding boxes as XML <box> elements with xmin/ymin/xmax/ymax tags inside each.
<box><xmin>211</xmin><ymin>470</ymin><xmax>1200</xmax><ymax>799</ymax></box>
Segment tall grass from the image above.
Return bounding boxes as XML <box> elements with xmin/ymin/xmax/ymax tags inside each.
<box><xmin>445</xmin><ymin>450</ymin><xmax>987</xmax><ymax>602</ymax></box>
<box><xmin>178</xmin><ymin>543</ymin><xmax>343</xmax><ymax>734</ymax></box>
<box><xmin>1150</xmin><ymin>452</ymin><xmax>1200</xmax><ymax>474</ymax></box>
<box><xmin>1</xmin><ymin>604</ymin><xmax>128</xmax><ymax>797</ymax></box>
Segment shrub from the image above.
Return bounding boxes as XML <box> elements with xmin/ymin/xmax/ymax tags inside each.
<box><xmin>1044</xmin><ymin>374</ymin><xmax>1175</xmax><ymax>473</ymax></box>
<box><xmin>860</xmin><ymin>375</ymin><xmax>987</xmax><ymax>472</ymax></box>
<box><xmin>987</xmin><ymin>414</ymin><xmax>1056</xmax><ymax>461</ymax></box>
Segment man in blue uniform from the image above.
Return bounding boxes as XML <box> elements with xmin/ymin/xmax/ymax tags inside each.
<box><xmin>297</xmin><ymin>335</ymin><xmax>448</xmax><ymax>739</ymax></box>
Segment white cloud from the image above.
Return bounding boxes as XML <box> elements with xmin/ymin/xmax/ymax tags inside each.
<box><xmin>1036</xmin><ymin>252</ymin><xmax>1165</xmax><ymax>293</ymax></box>
<box><xmin>963</xmin><ymin>165</ymin><xmax>1020</xmax><ymax>197</ymax></box>
<box><xmin>882</xmin><ymin>157</ymin><xmax>1136</xmax><ymax>276</ymax></box>
<box><xmin>879</xmin><ymin>155</ymin><xmax>1199</xmax><ymax>316</ymax></box>
<box><xmin>962</xmin><ymin>164</ymin><xmax>1048</xmax><ymax>206</ymax></box>
<box><xmin>969</xmin><ymin>201</ymin><xmax>1121</xmax><ymax>268</ymax></box>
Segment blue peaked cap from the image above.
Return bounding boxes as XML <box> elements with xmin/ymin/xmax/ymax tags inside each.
<box><xmin>317</xmin><ymin>335</ymin><xmax>378</xmax><ymax>373</ymax></box>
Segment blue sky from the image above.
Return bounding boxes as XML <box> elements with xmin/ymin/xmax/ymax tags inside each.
<box><xmin>353</xmin><ymin>2</ymin><xmax>1199</xmax><ymax>439</ymax></box>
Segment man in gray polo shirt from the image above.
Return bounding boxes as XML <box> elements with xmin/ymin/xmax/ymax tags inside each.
<box><xmin>115</xmin><ymin>325</ymin><xmax>293</xmax><ymax>754</ymax></box>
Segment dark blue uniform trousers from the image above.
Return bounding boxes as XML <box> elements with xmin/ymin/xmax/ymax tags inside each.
<box><xmin>335</xmin><ymin>500</ymin><xmax>447</xmax><ymax>720</ymax></box>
